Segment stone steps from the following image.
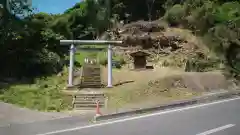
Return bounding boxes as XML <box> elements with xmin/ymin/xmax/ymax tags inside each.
<box><xmin>73</xmin><ymin>104</ymin><xmax>105</xmax><ymax>110</ymax></box>
<box><xmin>73</xmin><ymin>92</ymin><xmax>106</xmax><ymax>110</ymax></box>
<box><xmin>74</xmin><ymin>98</ymin><xmax>105</xmax><ymax>102</ymax></box>
<box><xmin>82</xmin><ymin>74</ymin><xmax>100</xmax><ymax>76</ymax></box>
<box><xmin>79</xmin><ymin>84</ymin><xmax>102</xmax><ymax>88</ymax></box>
<box><xmin>74</xmin><ymin>101</ymin><xmax>105</xmax><ymax>105</ymax></box>
<box><xmin>82</xmin><ymin>72</ymin><xmax>100</xmax><ymax>76</ymax></box>
<box><xmin>81</xmin><ymin>76</ymin><xmax>101</xmax><ymax>80</ymax></box>
<box><xmin>81</xmin><ymin>80</ymin><xmax>101</xmax><ymax>83</ymax></box>
<box><xmin>75</xmin><ymin>94</ymin><xmax>105</xmax><ymax>98</ymax></box>
<box><xmin>82</xmin><ymin>70</ymin><xmax>100</xmax><ymax>73</ymax></box>
<box><xmin>83</xmin><ymin>67</ymin><xmax>100</xmax><ymax>70</ymax></box>
<box><xmin>80</xmin><ymin>64</ymin><xmax>102</xmax><ymax>88</ymax></box>
<box><xmin>82</xmin><ymin>76</ymin><xmax>100</xmax><ymax>79</ymax></box>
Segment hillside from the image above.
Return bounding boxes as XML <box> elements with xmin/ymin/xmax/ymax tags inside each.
<box><xmin>107</xmin><ymin>20</ymin><xmax>220</xmax><ymax>72</ymax></box>
<box><xmin>1</xmin><ymin>0</ymin><xmax>240</xmax><ymax>79</ymax></box>
<box><xmin>99</xmin><ymin>22</ymin><xmax>238</xmax><ymax>109</ymax></box>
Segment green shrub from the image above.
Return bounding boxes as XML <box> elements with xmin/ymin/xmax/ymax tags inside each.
<box><xmin>164</xmin><ymin>4</ymin><xmax>185</xmax><ymax>26</ymax></box>
<box><xmin>0</xmin><ymin>76</ymin><xmax>72</xmax><ymax>112</ymax></box>
<box><xmin>99</xmin><ymin>56</ymin><xmax>126</xmax><ymax>68</ymax></box>
<box><xmin>118</xmin><ymin>57</ymin><xmax>126</xmax><ymax>65</ymax></box>
<box><xmin>213</xmin><ymin>2</ymin><xmax>240</xmax><ymax>24</ymax></box>
<box><xmin>99</xmin><ymin>57</ymin><xmax>108</xmax><ymax>66</ymax></box>
<box><xmin>185</xmin><ymin>54</ymin><xmax>222</xmax><ymax>72</ymax></box>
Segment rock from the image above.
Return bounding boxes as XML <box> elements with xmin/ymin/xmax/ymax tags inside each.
<box><xmin>111</xmin><ymin>20</ymin><xmax>186</xmax><ymax>51</ymax></box>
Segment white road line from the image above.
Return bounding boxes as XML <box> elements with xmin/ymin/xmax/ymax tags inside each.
<box><xmin>36</xmin><ymin>97</ymin><xmax>240</xmax><ymax>135</ymax></box>
<box><xmin>196</xmin><ymin>124</ymin><xmax>235</xmax><ymax>135</ymax></box>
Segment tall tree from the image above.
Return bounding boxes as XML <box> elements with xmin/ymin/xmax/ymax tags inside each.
<box><xmin>146</xmin><ymin>0</ymin><xmax>155</xmax><ymax>21</ymax></box>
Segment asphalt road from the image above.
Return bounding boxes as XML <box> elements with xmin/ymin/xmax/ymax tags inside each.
<box><xmin>1</xmin><ymin>97</ymin><xmax>240</xmax><ymax>135</ymax></box>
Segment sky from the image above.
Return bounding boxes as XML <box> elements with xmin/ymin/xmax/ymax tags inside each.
<box><xmin>32</xmin><ymin>0</ymin><xmax>82</xmax><ymax>14</ymax></box>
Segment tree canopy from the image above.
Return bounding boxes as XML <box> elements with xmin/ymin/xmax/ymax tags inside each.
<box><xmin>0</xmin><ymin>0</ymin><xmax>239</xmax><ymax>80</ymax></box>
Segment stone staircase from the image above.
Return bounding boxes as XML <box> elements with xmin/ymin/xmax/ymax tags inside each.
<box><xmin>71</xmin><ymin>64</ymin><xmax>106</xmax><ymax>110</ymax></box>
<box><xmin>72</xmin><ymin>91</ymin><xmax>106</xmax><ymax>110</ymax></box>
<box><xmin>80</xmin><ymin>64</ymin><xmax>102</xmax><ymax>88</ymax></box>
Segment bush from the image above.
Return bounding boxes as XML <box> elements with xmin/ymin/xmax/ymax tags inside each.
<box><xmin>164</xmin><ymin>4</ymin><xmax>185</xmax><ymax>26</ymax></box>
<box><xmin>118</xmin><ymin>57</ymin><xmax>126</xmax><ymax>65</ymax></box>
<box><xmin>99</xmin><ymin>56</ymin><xmax>126</xmax><ymax>69</ymax></box>
<box><xmin>185</xmin><ymin>53</ymin><xmax>222</xmax><ymax>72</ymax></box>
<box><xmin>163</xmin><ymin>1</ymin><xmax>240</xmax><ymax>77</ymax></box>
<box><xmin>0</xmin><ymin>75</ymin><xmax>72</xmax><ymax>111</ymax></box>
<box><xmin>99</xmin><ymin>57</ymin><xmax>108</xmax><ymax>66</ymax></box>
<box><xmin>213</xmin><ymin>2</ymin><xmax>240</xmax><ymax>24</ymax></box>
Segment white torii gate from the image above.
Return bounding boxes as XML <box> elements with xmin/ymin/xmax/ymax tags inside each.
<box><xmin>60</xmin><ymin>40</ymin><xmax>123</xmax><ymax>88</ymax></box>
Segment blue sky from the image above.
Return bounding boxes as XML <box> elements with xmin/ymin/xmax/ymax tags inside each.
<box><xmin>32</xmin><ymin>0</ymin><xmax>82</xmax><ymax>14</ymax></box>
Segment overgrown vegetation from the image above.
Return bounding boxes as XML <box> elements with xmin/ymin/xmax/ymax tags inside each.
<box><xmin>0</xmin><ymin>0</ymin><xmax>239</xmax><ymax>111</ymax></box>
<box><xmin>0</xmin><ymin>68</ymin><xmax>72</xmax><ymax>111</ymax></box>
<box><xmin>1</xmin><ymin>0</ymin><xmax>239</xmax><ymax>80</ymax></box>
<box><xmin>107</xmin><ymin>75</ymin><xmax>201</xmax><ymax>109</ymax></box>
<box><xmin>163</xmin><ymin>0</ymin><xmax>240</xmax><ymax>75</ymax></box>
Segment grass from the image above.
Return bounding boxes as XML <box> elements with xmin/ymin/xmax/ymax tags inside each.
<box><xmin>74</xmin><ymin>45</ymin><xmax>124</xmax><ymax>65</ymax></box>
<box><xmin>107</xmin><ymin>86</ymin><xmax>200</xmax><ymax>109</ymax></box>
<box><xmin>105</xmin><ymin>74</ymin><xmax>201</xmax><ymax>109</ymax></box>
<box><xmin>75</xmin><ymin>51</ymin><xmax>106</xmax><ymax>64</ymax></box>
<box><xmin>0</xmin><ymin>67</ymin><xmax>72</xmax><ymax>112</ymax></box>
